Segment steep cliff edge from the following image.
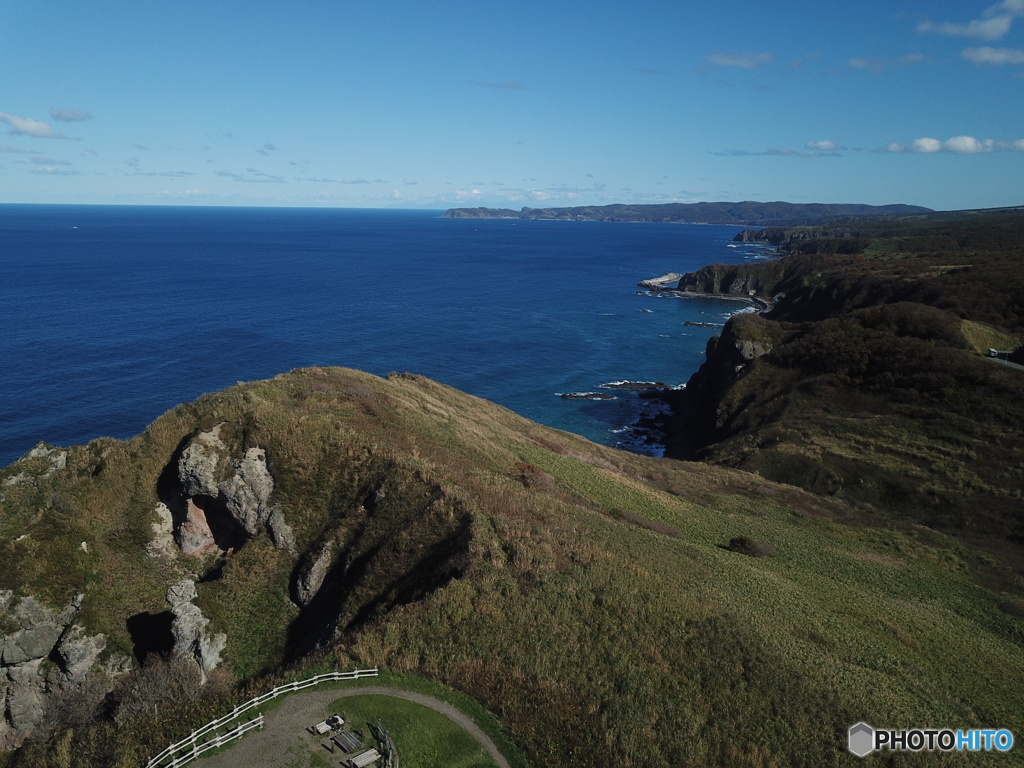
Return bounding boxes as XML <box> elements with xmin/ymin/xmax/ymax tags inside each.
<box><xmin>665</xmin><ymin>210</ymin><xmax>1024</xmax><ymax>555</ymax></box>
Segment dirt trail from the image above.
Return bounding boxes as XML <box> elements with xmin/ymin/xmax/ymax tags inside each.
<box><xmin>194</xmin><ymin>685</ymin><xmax>511</xmax><ymax>768</ymax></box>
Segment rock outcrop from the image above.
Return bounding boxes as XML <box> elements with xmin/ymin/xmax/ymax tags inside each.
<box><xmin>293</xmin><ymin>542</ymin><xmax>337</xmax><ymax>607</ymax></box>
<box><xmin>3</xmin><ymin>443</ymin><xmax>67</xmax><ymax>488</ymax></box>
<box><xmin>0</xmin><ymin>592</ymin><xmax>112</xmax><ymax>749</ymax></box>
<box><xmin>165</xmin><ymin>425</ymin><xmax>291</xmax><ymax>556</ymax></box>
<box><xmin>166</xmin><ymin>580</ymin><xmax>226</xmax><ymax>681</ymax></box>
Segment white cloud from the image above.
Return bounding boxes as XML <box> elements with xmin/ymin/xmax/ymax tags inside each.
<box><xmin>49</xmin><ymin>108</ymin><xmax>93</xmax><ymax>123</ymax></box>
<box><xmin>805</xmin><ymin>140</ymin><xmax>838</xmax><ymax>151</ymax></box>
<box><xmin>961</xmin><ymin>46</ymin><xmax>1024</xmax><ymax>64</ymax></box>
<box><xmin>912</xmin><ymin>137</ymin><xmax>943</xmax><ymax>153</ymax></box>
<box><xmin>702</xmin><ymin>51</ymin><xmax>773</xmax><ymax>69</ymax></box>
<box><xmin>944</xmin><ymin>135</ymin><xmax>994</xmax><ymax>153</ymax></box>
<box><xmin>918</xmin><ymin>0</ymin><xmax>1024</xmax><ymax>41</ymax></box>
<box><xmin>918</xmin><ymin>16</ymin><xmax>1012</xmax><ymax>40</ymax></box>
<box><xmin>0</xmin><ymin>111</ymin><xmax>67</xmax><ymax>138</ymax></box>
<box><xmin>881</xmin><ymin>134</ymin><xmax>1022</xmax><ymax>153</ymax></box>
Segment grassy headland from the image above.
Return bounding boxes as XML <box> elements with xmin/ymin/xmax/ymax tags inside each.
<box><xmin>666</xmin><ymin>207</ymin><xmax>1024</xmax><ymax>572</ymax></box>
<box><xmin>1</xmin><ymin>363</ymin><xmax>1022</xmax><ymax>766</ymax></box>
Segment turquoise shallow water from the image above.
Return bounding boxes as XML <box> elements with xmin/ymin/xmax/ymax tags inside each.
<box><xmin>0</xmin><ymin>205</ymin><xmax>766</xmax><ymax>466</ymax></box>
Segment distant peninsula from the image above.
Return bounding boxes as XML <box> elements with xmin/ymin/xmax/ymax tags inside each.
<box><xmin>442</xmin><ymin>201</ymin><xmax>933</xmax><ymax>227</ymax></box>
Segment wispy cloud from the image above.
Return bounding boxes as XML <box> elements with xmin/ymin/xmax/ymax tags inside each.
<box><xmin>849</xmin><ymin>54</ymin><xmax>924</xmax><ymax>73</ymax></box>
<box><xmin>805</xmin><ymin>140</ymin><xmax>845</xmax><ymax>151</ymax></box>
<box><xmin>0</xmin><ymin>111</ymin><xmax>67</xmax><ymax>139</ymax></box>
<box><xmin>131</xmin><ymin>170</ymin><xmax>197</xmax><ymax>177</ymax></box>
<box><xmin>30</xmin><ymin>156</ymin><xmax>72</xmax><ymax>166</ymax></box>
<box><xmin>702</xmin><ymin>51</ymin><xmax>773</xmax><ymax>69</ymax></box>
<box><xmin>31</xmin><ymin>166</ymin><xmax>79</xmax><ymax>175</ymax></box>
<box><xmin>918</xmin><ymin>0</ymin><xmax>1024</xmax><ymax>40</ymax></box>
<box><xmin>918</xmin><ymin>16</ymin><xmax>1012</xmax><ymax>39</ymax></box>
<box><xmin>49</xmin><ymin>107</ymin><xmax>93</xmax><ymax>123</ymax></box>
<box><xmin>879</xmin><ymin>134</ymin><xmax>1024</xmax><ymax>153</ymax></box>
<box><xmin>713</xmin><ymin>145</ymin><xmax>842</xmax><ymax>157</ymax></box>
<box><xmin>215</xmin><ymin>168</ymin><xmax>287</xmax><ymax>183</ymax></box>
<box><xmin>256</xmin><ymin>142</ymin><xmax>280</xmax><ymax>156</ymax></box>
<box><xmin>961</xmin><ymin>45</ymin><xmax>1024</xmax><ymax>64</ymax></box>
<box><xmin>471</xmin><ymin>80</ymin><xmax>526</xmax><ymax>90</ymax></box>
<box><xmin>295</xmin><ymin>176</ymin><xmax>372</xmax><ymax>184</ymax></box>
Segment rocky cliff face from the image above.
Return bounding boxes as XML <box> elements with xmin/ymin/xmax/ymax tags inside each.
<box><xmin>0</xmin><ymin>424</ymin><xmax>299</xmax><ymax>748</ymax></box>
<box><xmin>159</xmin><ymin>425</ymin><xmax>292</xmax><ymax>557</ymax></box>
<box><xmin>677</xmin><ymin>263</ymin><xmax>780</xmax><ymax>298</ymax></box>
<box><xmin>0</xmin><ymin>592</ymin><xmax>121</xmax><ymax>749</ymax></box>
<box><xmin>663</xmin><ymin>314</ymin><xmax>783</xmax><ymax>458</ymax></box>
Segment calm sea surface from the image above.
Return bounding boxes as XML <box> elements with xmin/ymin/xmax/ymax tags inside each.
<box><xmin>0</xmin><ymin>205</ymin><xmax>768</xmax><ymax>467</ymax></box>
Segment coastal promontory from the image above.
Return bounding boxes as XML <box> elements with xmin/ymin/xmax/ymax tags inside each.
<box><xmin>443</xmin><ymin>200</ymin><xmax>933</xmax><ymax>226</ymax></box>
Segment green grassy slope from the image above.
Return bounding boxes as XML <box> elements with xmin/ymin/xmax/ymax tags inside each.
<box><xmin>1</xmin><ymin>367</ymin><xmax>1022</xmax><ymax>767</ymax></box>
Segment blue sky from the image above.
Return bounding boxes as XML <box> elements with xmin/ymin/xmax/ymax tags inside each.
<box><xmin>1</xmin><ymin>0</ymin><xmax>1022</xmax><ymax>211</ymax></box>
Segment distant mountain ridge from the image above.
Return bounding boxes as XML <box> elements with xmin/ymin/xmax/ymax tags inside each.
<box><xmin>443</xmin><ymin>201</ymin><xmax>933</xmax><ymax>226</ymax></box>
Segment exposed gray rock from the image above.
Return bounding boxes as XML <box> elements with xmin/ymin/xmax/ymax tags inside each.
<box><xmin>3</xmin><ymin>473</ymin><xmax>28</xmax><ymax>488</ymax></box>
<box><xmin>55</xmin><ymin>626</ymin><xmax>106</xmax><ymax>683</ymax></box>
<box><xmin>0</xmin><ymin>592</ymin><xmax>108</xmax><ymax>748</ymax></box>
<box><xmin>735</xmin><ymin>338</ymin><xmax>772</xmax><ymax>361</ymax></box>
<box><xmin>6</xmin><ymin>661</ymin><xmax>44</xmax><ymax>732</ymax></box>
<box><xmin>5</xmin><ymin>444</ymin><xmax>68</xmax><ymax>488</ymax></box>
<box><xmin>24</xmin><ymin>444</ymin><xmax>67</xmax><ymax>477</ymax></box>
<box><xmin>221</xmin><ymin>447</ymin><xmax>274</xmax><ymax>535</ymax></box>
<box><xmin>1</xmin><ymin>625</ymin><xmax>62</xmax><ymax>666</ymax></box>
<box><xmin>0</xmin><ymin>594</ymin><xmax>70</xmax><ymax>666</ymax></box>
<box><xmin>266</xmin><ymin>505</ymin><xmax>295</xmax><ymax>552</ymax></box>
<box><xmin>294</xmin><ymin>542</ymin><xmax>335</xmax><ymax>607</ymax></box>
<box><xmin>167</xmin><ymin>579</ymin><xmax>197</xmax><ymax>608</ymax></box>
<box><xmin>167</xmin><ymin>580</ymin><xmax>226</xmax><ymax>680</ymax></box>
<box><xmin>177</xmin><ymin>428</ymin><xmax>226</xmax><ymax>499</ymax></box>
<box><xmin>146</xmin><ymin>502</ymin><xmax>178</xmax><ymax>560</ymax></box>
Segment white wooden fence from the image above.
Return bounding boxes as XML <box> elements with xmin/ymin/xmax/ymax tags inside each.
<box><xmin>144</xmin><ymin>667</ymin><xmax>379</xmax><ymax>768</ymax></box>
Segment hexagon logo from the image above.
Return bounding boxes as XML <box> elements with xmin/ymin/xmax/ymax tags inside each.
<box><xmin>849</xmin><ymin>722</ymin><xmax>875</xmax><ymax>757</ymax></box>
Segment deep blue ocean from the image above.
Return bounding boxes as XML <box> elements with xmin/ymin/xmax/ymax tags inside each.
<box><xmin>0</xmin><ymin>205</ymin><xmax>770</xmax><ymax>467</ymax></box>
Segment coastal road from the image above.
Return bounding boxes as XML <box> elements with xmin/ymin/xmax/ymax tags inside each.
<box><xmin>195</xmin><ymin>685</ymin><xmax>511</xmax><ymax>768</ymax></box>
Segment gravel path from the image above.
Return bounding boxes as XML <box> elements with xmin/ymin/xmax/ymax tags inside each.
<box><xmin>195</xmin><ymin>685</ymin><xmax>511</xmax><ymax>768</ymax></box>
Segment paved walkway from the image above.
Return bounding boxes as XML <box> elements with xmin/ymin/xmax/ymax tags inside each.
<box><xmin>196</xmin><ymin>685</ymin><xmax>510</xmax><ymax>768</ymax></box>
